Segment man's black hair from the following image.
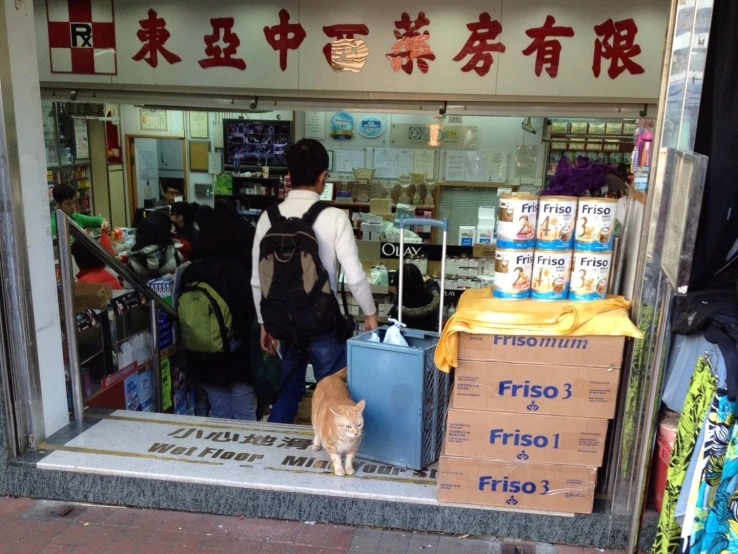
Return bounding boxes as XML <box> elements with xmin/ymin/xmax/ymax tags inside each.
<box><xmin>53</xmin><ymin>183</ymin><xmax>76</xmax><ymax>204</ymax></box>
<box><xmin>161</xmin><ymin>179</ymin><xmax>181</xmax><ymax>193</ymax></box>
<box><xmin>133</xmin><ymin>215</ymin><xmax>173</xmax><ymax>251</ymax></box>
<box><xmin>71</xmin><ymin>240</ymin><xmax>105</xmax><ymax>269</ymax></box>
<box><xmin>285</xmin><ymin>139</ymin><xmax>329</xmax><ymax>188</ymax></box>
<box><xmin>171</xmin><ymin>201</ymin><xmax>198</xmax><ymax>226</ymax></box>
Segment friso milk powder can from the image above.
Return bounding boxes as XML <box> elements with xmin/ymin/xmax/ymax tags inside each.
<box><xmin>536</xmin><ymin>196</ymin><xmax>577</xmax><ymax>250</ymax></box>
<box><xmin>496</xmin><ymin>192</ymin><xmax>538</xmax><ymax>249</ymax></box>
<box><xmin>569</xmin><ymin>251</ymin><xmax>612</xmax><ymax>301</ymax></box>
<box><xmin>493</xmin><ymin>248</ymin><xmax>533</xmax><ymax>299</ymax></box>
<box><xmin>531</xmin><ymin>250</ymin><xmax>573</xmax><ymax>301</ymax></box>
<box><xmin>574</xmin><ymin>197</ymin><xmax>618</xmax><ymax>252</ymax></box>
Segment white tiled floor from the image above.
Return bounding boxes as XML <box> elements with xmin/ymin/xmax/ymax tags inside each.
<box><xmin>38</xmin><ymin>410</ymin><xmax>439</xmax><ymax>504</ymax></box>
<box><xmin>37</xmin><ymin>411</ymin><xmax>572</xmax><ymax>516</ymax></box>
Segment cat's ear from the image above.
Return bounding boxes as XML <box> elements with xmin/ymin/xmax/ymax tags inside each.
<box><xmin>329</xmin><ymin>407</ymin><xmax>340</xmax><ymax>418</ymax></box>
<box><xmin>355</xmin><ymin>400</ymin><xmax>366</xmax><ymax>413</ymax></box>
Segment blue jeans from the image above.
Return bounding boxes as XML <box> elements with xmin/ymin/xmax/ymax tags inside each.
<box><xmin>268</xmin><ymin>334</ymin><xmax>347</xmax><ymax>424</ymax></box>
<box><xmin>202</xmin><ymin>382</ymin><xmax>257</xmax><ymax>421</ymax></box>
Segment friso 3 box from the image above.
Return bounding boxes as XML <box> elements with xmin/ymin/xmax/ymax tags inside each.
<box><xmin>454</xmin><ymin>334</ymin><xmax>624</xmax><ymax>419</ymax></box>
<box><xmin>438</xmin><ymin>456</ymin><xmax>597</xmax><ymax>513</ymax></box>
<box><xmin>453</xmin><ymin>361</ymin><xmax>621</xmax><ymax>419</ymax></box>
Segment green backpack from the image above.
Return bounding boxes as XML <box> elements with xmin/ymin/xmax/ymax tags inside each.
<box><xmin>178</xmin><ymin>282</ymin><xmax>233</xmax><ymax>355</ymax></box>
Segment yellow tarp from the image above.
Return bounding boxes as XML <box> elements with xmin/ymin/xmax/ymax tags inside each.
<box><xmin>434</xmin><ymin>288</ymin><xmax>643</xmax><ymax>372</ymax></box>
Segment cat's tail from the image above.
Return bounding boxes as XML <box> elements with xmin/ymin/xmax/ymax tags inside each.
<box><xmin>335</xmin><ymin>367</ymin><xmax>348</xmax><ymax>381</ymax></box>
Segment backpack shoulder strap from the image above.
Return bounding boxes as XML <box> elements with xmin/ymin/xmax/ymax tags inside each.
<box><xmin>302</xmin><ymin>201</ymin><xmax>330</xmax><ymax>227</ymax></box>
<box><xmin>266</xmin><ymin>204</ymin><xmax>284</xmax><ymax>227</ymax></box>
<box><xmin>187</xmin><ymin>283</ymin><xmax>231</xmax><ymax>355</ymax></box>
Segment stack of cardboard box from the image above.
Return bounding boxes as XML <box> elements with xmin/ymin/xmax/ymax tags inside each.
<box><xmin>437</xmin><ymin>333</ymin><xmax>625</xmax><ymax>514</ymax></box>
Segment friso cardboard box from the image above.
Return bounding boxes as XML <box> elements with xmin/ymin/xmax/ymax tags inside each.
<box><xmin>453</xmin><ymin>361</ymin><xmax>621</xmax><ymax>419</ymax></box>
<box><xmin>445</xmin><ymin>407</ymin><xmax>608</xmax><ymax>466</ymax></box>
<box><xmin>438</xmin><ymin>455</ymin><xmax>597</xmax><ymax>514</ymax></box>
<box><xmin>457</xmin><ymin>334</ymin><xmax>625</xmax><ymax>369</ymax></box>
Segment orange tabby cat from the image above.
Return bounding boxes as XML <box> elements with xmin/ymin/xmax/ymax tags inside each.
<box><xmin>311</xmin><ymin>367</ymin><xmax>365</xmax><ymax>476</ymax></box>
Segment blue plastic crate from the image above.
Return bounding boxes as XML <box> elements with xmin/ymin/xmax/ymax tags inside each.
<box><xmin>347</xmin><ymin>326</ymin><xmax>450</xmax><ymax>470</ymax></box>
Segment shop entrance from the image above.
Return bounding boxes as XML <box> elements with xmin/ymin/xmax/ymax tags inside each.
<box><xmin>25</xmin><ymin>97</ymin><xmax>656</xmax><ymax>551</ymax></box>
<box><xmin>125</xmin><ymin>135</ymin><xmax>188</xmax><ymax>223</ymax></box>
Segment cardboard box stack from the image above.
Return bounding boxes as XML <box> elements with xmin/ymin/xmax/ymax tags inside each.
<box><xmin>437</xmin><ymin>333</ymin><xmax>625</xmax><ymax>514</ymax></box>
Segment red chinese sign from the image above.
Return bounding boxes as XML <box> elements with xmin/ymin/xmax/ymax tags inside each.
<box><xmin>199</xmin><ymin>17</ymin><xmax>246</xmax><ymax>70</ymax></box>
<box><xmin>522</xmin><ymin>16</ymin><xmax>575</xmax><ymax>78</ymax></box>
<box><xmin>323</xmin><ymin>24</ymin><xmax>370</xmax><ymax>73</ymax></box>
<box><xmin>263</xmin><ymin>9</ymin><xmax>306</xmax><ymax>71</ymax></box>
<box><xmin>385</xmin><ymin>12</ymin><xmax>436</xmax><ymax>75</ymax></box>
<box><xmin>453</xmin><ymin>13</ymin><xmax>505</xmax><ymax>77</ymax></box>
<box><xmin>593</xmin><ymin>18</ymin><xmax>645</xmax><ymax>79</ymax></box>
<box><xmin>132</xmin><ymin>9</ymin><xmax>181</xmax><ymax>68</ymax></box>
<box><xmin>47</xmin><ymin>3</ymin><xmax>651</xmax><ymax>84</ymax></box>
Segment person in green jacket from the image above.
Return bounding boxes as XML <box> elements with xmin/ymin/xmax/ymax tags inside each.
<box><xmin>50</xmin><ymin>184</ymin><xmax>108</xmax><ymax>238</ymax></box>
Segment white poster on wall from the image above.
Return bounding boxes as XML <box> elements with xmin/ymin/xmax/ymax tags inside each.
<box><xmin>445</xmin><ymin>151</ymin><xmax>467</xmax><ymax>182</ymax></box>
<box><xmin>487</xmin><ymin>152</ymin><xmax>509</xmax><ymax>183</ymax></box>
<box><xmin>73</xmin><ymin>119</ymin><xmax>89</xmax><ymax>160</ymax></box>
<box><xmin>189</xmin><ymin>112</ymin><xmax>209</xmax><ymax>139</ymax></box>
<box><xmin>305</xmin><ymin>111</ymin><xmax>326</xmax><ymax>139</ymax></box>
<box><xmin>413</xmin><ymin>150</ymin><xmax>436</xmax><ymax>179</ymax></box>
<box><xmin>208</xmin><ymin>153</ymin><xmax>223</xmax><ymax>175</ymax></box>
<box><xmin>139</xmin><ymin>109</ymin><xmax>168</xmax><ymax>133</ymax></box>
<box><xmin>334</xmin><ymin>149</ymin><xmax>365</xmax><ymax>173</ymax></box>
<box><xmin>374</xmin><ymin>148</ymin><xmax>415</xmax><ymax>179</ymax></box>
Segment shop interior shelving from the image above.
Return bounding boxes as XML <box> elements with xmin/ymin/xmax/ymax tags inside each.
<box><xmin>542</xmin><ymin>118</ymin><xmax>637</xmax><ymax>185</ymax></box>
<box><xmin>43</xmin><ymin>101</ymin><xmax>94</xmax><ymax>216</ymax></box>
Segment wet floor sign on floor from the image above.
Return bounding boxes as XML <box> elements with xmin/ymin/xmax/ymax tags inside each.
<box><xmin>37</xmin><ymin>410</ymin><xmax>441</xmax><ymax>504</ymax></box>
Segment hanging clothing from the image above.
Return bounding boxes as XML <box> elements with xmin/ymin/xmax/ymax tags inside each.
<box><xmin>663</xmin><ymin>335</ymin><xmax>724</xmax><ymax>413</ymax></box>
<box><xmin>652</xmin><ymin>357</ymin><xmax>717</xmax><ymax>554</ymax></box>
<box><xmin>686</xmin><ymin>390</ymin><xmax>735</xmax><ymax>554</ymax></box>
<box><xmin>675</xmin><ymin>351</ymin><xmax>727</xmax><ymax>529</ymax></box>
<box><xmin>671</xmin><ymin>287</ymin><xmax>738</xmax><ymax>401</ymax></box>
<box><xmin>699</xmin><ymin>422</ymin><xmax>738</xmax><ymax>554</ymax></box>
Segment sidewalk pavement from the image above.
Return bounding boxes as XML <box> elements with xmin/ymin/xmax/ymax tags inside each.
<box><xmin>0</xmin><ymin>497</ymin><xmax>628</xmax><ymax>554</ymax></box>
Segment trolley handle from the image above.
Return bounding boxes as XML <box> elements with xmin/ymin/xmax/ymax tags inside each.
<box><xmin>397</xmin><ymin>216</ymin><xmax>448</xmax><ymax>334</ymax></box>
<box><xmin>399</xmin><ymin>217</ymin><xmax>448</xmax><ymax>231</ymax></box>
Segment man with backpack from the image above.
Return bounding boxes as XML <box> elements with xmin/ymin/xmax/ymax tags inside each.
<box><xmin>251</xmin><ymin>139</ymin><xmax>378</xmax><ymax>424</ymax></box>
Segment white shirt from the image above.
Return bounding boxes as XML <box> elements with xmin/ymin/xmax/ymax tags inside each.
<box><xmin>251</xmin><ymin>189</ymin><xmax>376</xmax><ymax>324</ymax></box>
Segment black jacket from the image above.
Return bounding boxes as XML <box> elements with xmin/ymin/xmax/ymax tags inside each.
<box><xmin>389</xmin><ymin>287</ymin><xmax>441</xmax><ymax>333</ymax></box>
<box><xmin>179</xmin><ymin>256</ymin><xmax>255</xmax><ymax>386</ymax></box>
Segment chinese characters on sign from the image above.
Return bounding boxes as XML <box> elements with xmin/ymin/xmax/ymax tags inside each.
<box><xmin>453</xmin><ymin>13</ymin><xmax>506</xmax><ymax>77</ymax></box>
<box><xmin>522</xmin><ymin>16</ymin><xmax>575</xmax><ymax>78</ymax></box>
<box><xmin>48</xmin><ymin>4</ymin><xmax>647</xmax><ymax>81</ymax></box>
<box><xmin>323</xmin><ymin>24</ymin><xmax>370</xmax><ymax>73</ymax></box>
<box><xmin>263</xmin><ymin>8</ymin><xmax>306</xmax><ymax>71</ymax></box>
<box><xmin>593</xmin><ymin>18</ymin><xmax>645</xmax><ymax>79</ymax></box>
<box><xmin>385</xmin><ymin>12</ymin><xmax>436</xmax><ymax>74</ymax></box>
<box><xmin>199</xmin><ymin>17</ymin><xmax>246</xmax><ymax>70</ymax></box>
<box><xmin>132</xmin><ymin>9</ymin><xmax>182</xmax><ymax>68</ymax></box>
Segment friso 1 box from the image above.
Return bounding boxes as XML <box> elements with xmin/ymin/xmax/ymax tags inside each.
<box><xmin>453</xmin><ymin>361</ymin><xmax>621</xmax><ymax>419</ymax></box>
<box><xmin>457</xmin><ymin>334</ymin><xmax>625</xmax><ymax>369</ymax></box>
<box><xmin>438</xmin><ymin>456</ymin><xmax>597</xmax><ymax>514</ymax></box>
<box><xmin>444</xmin><ymin>407</ymin><xmax>608</xmax><ymax>466</ymax></box>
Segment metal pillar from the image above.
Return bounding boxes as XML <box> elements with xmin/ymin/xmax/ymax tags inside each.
<box><xmin>56</xmin><ymin>210</ymin><xmax>84</xmax><ymax>423</ymax></box>
<box><xmin>604</xmin><ymin>0</ymin><xmax>715</xmax><ymax>551</ymax></box>
<box><xmin>150</xmin><ymin>302</ymin><xmax>162</xmax><ymax>412</ymax></box>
